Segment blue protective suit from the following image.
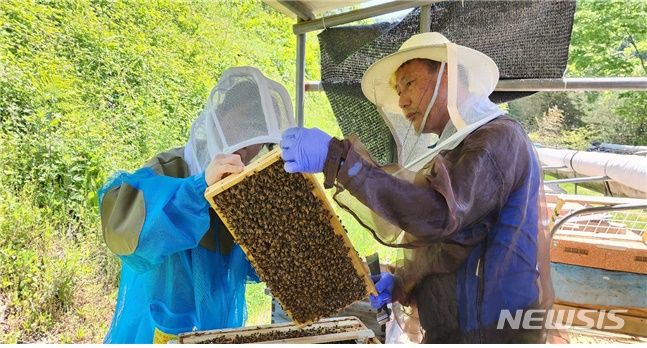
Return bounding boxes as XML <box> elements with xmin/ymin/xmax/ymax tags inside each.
<box><xmin>98</xmin><ymin>148</ymin><xmax>258</xmax><ymax>343</ymax></box>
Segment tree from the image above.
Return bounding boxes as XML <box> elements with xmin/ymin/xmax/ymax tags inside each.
<box><xmin>508</xmin><ymin>92</ymin><xmax>585</xmax><ymax>131</ymax></box>
<box><xmin>568</xmin><ymin>0</ymin><xmax>647</xmax><ymax>146</ymax></box>
<box><xmin>514</xmin><ymin>0</ymin><xmax>647</xmax><ymax>146</ymax></box>
<box><xmin>569</xmin><ymin>0</ymin><xmax>647</xmax><ymax>77</ymax></box>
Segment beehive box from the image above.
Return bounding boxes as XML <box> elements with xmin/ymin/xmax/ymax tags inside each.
<box><xmin>204</xmin><ymin>148</ymin><xmax>377</xmax><ymax>325</ymax></box>
<box><xmin>177</xmin><ymin>316</ymin><xmax>380</xmax><ymax>344</ymax></box>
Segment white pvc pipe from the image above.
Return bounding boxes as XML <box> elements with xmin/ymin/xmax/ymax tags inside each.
<box><xmin>537</xmin><ymin>147</ymin><xmax>647</xmax><ymax>193</ymax></box>
<box><xmin>296</xmin><ymin>32</ymin><xmax>306</xmax><ymax>127</ymax></box>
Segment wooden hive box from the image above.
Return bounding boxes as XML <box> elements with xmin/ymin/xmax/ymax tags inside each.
<box><xmin>177</xmin><ymin>316</ymin><xmax>380</xmax><ymax>344</ymax></box>
<box><xmin>551</xmin><ymin>231</ymin><xmax>647</xmax><ymax>274</ymax></box>
<box><xmin>204</xmin><ymin>148</ymin><xmax>377</xmax><ymax>325</ymax></box>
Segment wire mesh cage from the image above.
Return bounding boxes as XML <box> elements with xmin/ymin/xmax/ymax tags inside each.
<box><xmin>549</xmin><ymin>194</ymin><xmax>647</xmax><ymax>274</ymax></box>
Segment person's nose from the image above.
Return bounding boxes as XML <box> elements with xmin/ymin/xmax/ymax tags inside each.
<box><xmin>399</xmin><ymin>92</ymin><xmax>411</xmax><ymax>110</ymax></box>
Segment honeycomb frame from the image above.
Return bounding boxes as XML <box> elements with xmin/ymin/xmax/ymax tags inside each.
<box><xmin>204</xmin><ymin>148</ymin><xmax>377</xmax><ymax>325</ymax></box>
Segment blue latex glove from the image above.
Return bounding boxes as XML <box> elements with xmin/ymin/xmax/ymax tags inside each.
<box><xmin>280</xmin><ymin>127</ymin><xmax>332</xmax><ymax>173</ymax></box>
<box><xmin>369</xmin><ymin>272</ymin><xmax>394</xmax><ymax>309</ymax></box>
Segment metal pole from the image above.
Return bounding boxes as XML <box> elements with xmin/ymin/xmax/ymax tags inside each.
<box><xmin>544</xmin><ymin>176</ymin><xmax>610</xmax><ymax>185</ymax></box>
<box><xmin>296</xmin><ymin>31</ymin><xmax>306</xmax><ymax>127</ymax></box>
<box><xmin>420</xmin><ymin>5</ymin><xmax>431</xmax><ymax>33</ymax></box>
<box><xmin>304</xmin><ymin>77</ymin><xmax>647</xmax><ymax>92</ymax></box>
<box><xmin>293</xmin><ymin>1</ymin><xmax>436</xmax><ymax>35</ymax></box>
<box><xmin>496</xmin><ymin>77</ymin><xmax>647</xmax><ymax>91</ymax></box>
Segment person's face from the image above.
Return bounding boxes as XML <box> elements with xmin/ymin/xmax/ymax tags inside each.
<box><xmin>395</xmin><ymin>59</ymin><xmax>449</xmax><ymax>135</ymax></box>
<box><xmin>219</xmin><ymin>103</ymin><xmax>267</xmax><ymax>164</ymax></box>
<box><xmin>219</xmin><ymin>99</ymin><xmax>266</xmax><ymax>130</ymax></box>
<box><xmin>234</xmin><ymin>143</ymin><xmax>265</xmax><ymax>165</ymax></box>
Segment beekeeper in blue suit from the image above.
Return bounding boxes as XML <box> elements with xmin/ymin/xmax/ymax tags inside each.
<box><xmin>98</xmin><ymin>67</ymin><xmax>295</xmax><ymax>343</ymax></box>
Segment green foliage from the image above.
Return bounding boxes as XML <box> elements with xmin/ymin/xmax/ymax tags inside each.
<box><xmin>0</xmin><ymin>0</ymin><xmax>298</xmax><ymax>219</ymax></box>
<box><xmin>558</xmin><ymin>127</ymin><xmax>599</xmax><ymax>150</ymax></box>
<box><xmin>527</xmin><ymin>106</ymin><xmax>597</xmax><ymax>150</ymax></box>
<box><xmin>0</xmin><ymin>189</ymin><xmax>74</xmax><ymax>341</ymax></box>
<box><xmin>527</xmin><ymin>106</ymin><xmax>563</xmax><ymax>146</ymax></box>
<box><xmin>508</xmin><ymin>92</ymin><xmax>585</xmax><ymax>131</ymax></box>
<box><xmin>511</xmin><ymin>0</ymin><xmax>646</xmax><ymax>147</ymax></box>
<box><xmin>614</xmin><ymin>91</ymin><xmax>647</xmax><ymax>144</ymax></box>
<box><xmin>568</xmin><ymin>0</ymin><xmax>647</xmax><ymax>146</ymax></box>
<box><xmin>0</xmin><ymin>0</ymin><xmax>304</xmax><ymax>342</ymax></box>
<box><xmin>569</xmin><ymin>0</ymin><xmax>647</xmax><ymax>77</ymax></box>
<box><xmin>578</xmin><ymin>90</ymin><xmax>647</xmax><ymax>145</ymax></box>
<box><xmin>513</xmin><ymin>88</ymin><xmax>647</xmax><ymax>147</ymax></box>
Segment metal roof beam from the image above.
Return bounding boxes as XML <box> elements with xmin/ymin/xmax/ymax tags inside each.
<box><xmin>304</xmin><ymin>77</ymin><xmax>647</xmax><ymax>92</ymax></box>
<box><xmin>277</xmin><ymin>0</ymin><xmax>315</xmax><ymax>21</ymax></box>
<box><xmin>545</xmin><ymin>176</ymin><xmax>610</xmax><ymax>185</ymax></box>
<box><xmin>296</xmin><ymin>30</ymin><xmax>306</xmax><ymax>126</ymax></box>
<box><xmin>292</xmin><ymin>0</ymin><xmax>436</xmax><ymax>34</ymax></box>
<box><xmin>496</xmin><ymin>77</ymin><xmax>647</xmax><ymax>91</ymax></box>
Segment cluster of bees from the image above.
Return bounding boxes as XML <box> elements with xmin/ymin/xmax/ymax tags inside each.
<box><xmin>213</xmin><ymin>160</ymin><xmax>368</xmax><ymax>323</ymax></box>
<box><xmin>201</xmin><ymin>326</ymin><xmax>345</xmax><ymax>344</ymax></box>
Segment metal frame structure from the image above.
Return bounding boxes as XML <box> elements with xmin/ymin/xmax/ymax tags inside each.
<box><xmin>550</xmin><ymin>203</ymin><xmax>647</xmax><ymax>238</ymax></box>
<box><xmin>284</xmin><ymin>1</ymin><xmax>435</xmax><ymax>125</ymax></box>
<box><xmin>267</xmin><ymin>0</ymin><xmax>647</xmax><ymax>126</ymax></box>
<box><xmin>304</xmin><ymin>77</ymin><xmax>647</xmax><ymax>92</ymax></box>
<box><xmin>544</xmin><ymin>175</ymin><xmax>611</xmax><ymax>195</ymax></box>
<box><xmin>545</xmin><ymin>176</ymin><xmax>610</xmax><ymax>185</ymax></box>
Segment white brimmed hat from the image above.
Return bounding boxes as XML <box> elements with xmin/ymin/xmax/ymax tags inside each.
<box><xmin>361</xmin><ymin>32</ymin><xmax>499</xmax><ymax>115</ymax></box>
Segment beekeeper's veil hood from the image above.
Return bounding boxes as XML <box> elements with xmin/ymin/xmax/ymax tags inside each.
<box><xmin>361</xmin><ymin>32</ymin><xmax>504</xmax><ymax>170</ymax></box>
<box><xmin>184</xmin><ymin>67</ymin><xmax>295</xmax><ymax>174</ymax></box>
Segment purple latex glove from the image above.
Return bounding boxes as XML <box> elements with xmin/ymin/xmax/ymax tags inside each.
<box><xmin>369</xmin><ymin>272</ymin><xmax>394</xmax><ymax>309</ymax></box>
<box><xmin>280</xmin><ymin>127</ymin><xmax>332</xmax><ymax>173</ymax></box>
